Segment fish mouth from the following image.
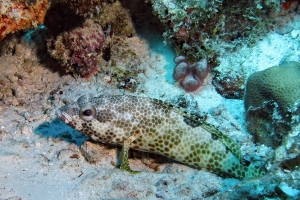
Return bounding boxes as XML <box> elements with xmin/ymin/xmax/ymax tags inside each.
<box><xmin>56</xmin><ymin>108</ymin><xmax>63</xmax><ymax>119</ymax></box>
<box><xmin>56</xmin><ymin>108</ymin><xmax>65</xmax><ymax>121</ymax></box>
<box><xmin>56</xmin><ymin>107</ymin><xmax>72</xmax><ymax>123</ymax></box>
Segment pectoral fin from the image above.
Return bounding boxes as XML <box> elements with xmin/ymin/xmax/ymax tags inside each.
<box><xmin>120</xmin><ymin>134</ymin><xmax>140</xmax><ymax>174</ymax></box>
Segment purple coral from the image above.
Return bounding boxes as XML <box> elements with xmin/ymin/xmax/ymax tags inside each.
<box><xmin>48</xmin><ymin>20</ymin><xmax>105</xmax><ymax>78</ymax></box>
<box><xmin>65</xmin><ymin>21</ymin><xmax>105</xmax><ymax>78</ymax></box>
<box><xmin>173</xmin><ymin>56</ymin><xmax>208</xmax><ymax>92</ymax></box>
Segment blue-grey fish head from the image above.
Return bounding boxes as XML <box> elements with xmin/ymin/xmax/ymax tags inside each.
<box><xmin>56</xmin><ymin>95</ymin><xmax>96</xmax><ymax>131</ymax></box>
<box><xmin>56</xmin><ymin>102</ymin><xmax>82</xmax><ymax>130</ymax></box>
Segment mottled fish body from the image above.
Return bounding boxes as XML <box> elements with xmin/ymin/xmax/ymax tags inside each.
<box><xmin>56</xmin><ymin>95</ymin><xmax>262</xmax><ymax>179</ymax></box>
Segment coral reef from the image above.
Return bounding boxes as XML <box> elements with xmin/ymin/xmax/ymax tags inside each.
<box><xmin>45</xmin><ymin>1</ymin><xmax>137</xmax><ymax>80</ymax></box>
<box><xmin>47</xmin><ymin>19</ymin><xmax>105</xmax><ymax>78</ymax></box>
<box><xmin>98</xmin><ymin>36</ymin><xmax>144</xmax><ymax>90</ymax></box>
<box><xmin>57</xmin><ymin>0</ymin><xmax>118</xmax><ymax>17</ymax></box>
<box><xmin>244</xmin><ymin>62</ymin><xmax>300</xmax><ymax>147</ymax></box>
<box><xmin>150</xmin><ymin>0</ymin><xmax>280</xmax><ymax>63</ymax></box>
<box><xmin>64</xmin><ymin>0</ymin><xmax>104</xmax><ymax>16</ymax></box>
<box><xmin>94</xmin><ymin>1</ymin><xmax>135</xmax><ymax>37</ymax></box>
<box><xmin>0</xmin><ymin>0</ymin><xmax>49</xmax><ymax>41</ymax></box>
<box><xmin>173</xmin><ymin>55</ymin><xmax>208</xmax><ymax>92</ymax></box>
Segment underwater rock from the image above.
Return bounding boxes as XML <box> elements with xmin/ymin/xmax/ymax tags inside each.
<box><xmin>280</xmin><ymin>153</ymin><xmax>300</xmax><ymax>171</ymax></box>
<box><xmin>0</xmin><ymin>49</ymin><xmax>68</xmax><ymax>107</ymax></box>
<box><xmin>277</xmin><ymin>182</ymin><xmax>300</xmax><ymax>198</ymax></box>
<box><xmin>275</xmin><ymin>24</ymin><xmax>294</xmax><ymax>35</ymax></box>
<box><xmin>244</xmin><ymin>62</ymin><xmax>300</xmax><ymax>147</ymax></box>
<box><xmin>212</xmin><ymin>72</ymin><xmax>245</xmax><ymax>99</ymax></box>
<box><xmin>118</xmin><ymin>76</ymin><xmax>138</xmax><ymax>92</ymax></box>
<box><xmin>245</xmin><ymin>101</ymin><xmax>291</xmax><ymax>147</ymax></box>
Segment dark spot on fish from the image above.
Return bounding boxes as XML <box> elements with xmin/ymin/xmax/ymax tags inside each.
<box><xmin>183</xmin><ymin>116</ymin><xmax>201</xmax><ymax>128</ymax></box>
<box><xmin>211</xmin><ymin>134</ymin><xmax>218</xmax><ymax>140</ymax></box>
<box><xmin>242</xmin><ymin>158</ymin><xmax>251</xmax><ymax>166</ymax></box>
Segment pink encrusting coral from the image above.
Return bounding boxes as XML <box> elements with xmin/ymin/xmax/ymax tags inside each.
<box><xmin>173</xmin><ymin>56</ymin><xmax>208</xmax><ymax>92</ymax></box>
<box><xmin>47</xmin><ymin>20</ymin><xmax>105</xmax><ymax>78</ymax></box>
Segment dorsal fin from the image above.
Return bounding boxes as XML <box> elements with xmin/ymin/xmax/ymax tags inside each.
<box><xmin>199</xmin><ymin>122</ymin><xmax>242</xmax><ymax>164</ymax></box>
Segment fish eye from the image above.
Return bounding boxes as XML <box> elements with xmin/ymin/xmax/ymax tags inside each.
<box><xmin>83</xmin><ymin>109</ymin><xmax>92</xmax><ymax>116</ymax></box>
<box><xmin>79</xmin><ymin>105</ymin><xmax>96</xmax><ymax>121</ymax></box>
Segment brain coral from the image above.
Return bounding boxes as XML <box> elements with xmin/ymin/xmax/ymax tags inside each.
<box><xmin>244</xmin><ymin>61</ymin><xmax>300</xmax><ymax>147</ymax></box>
<box><xmin>244</xmin><ymin>61</ymin><xmax>300</xmax><ymax>111</ymax></box>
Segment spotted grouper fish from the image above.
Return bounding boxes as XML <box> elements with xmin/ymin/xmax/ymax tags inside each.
<box><xmin>56</xmin><ymin>95</ymin><xmax>263</xmax><ymax>179</ymax></box>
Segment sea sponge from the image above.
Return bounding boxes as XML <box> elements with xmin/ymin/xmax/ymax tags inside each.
<box><xmin>244</xmin><ymin>61</ymin><xmax>300</xmax><ymax>111</ymax></box>
<box><xmin>173</xmin><ymin>56</ymin><xmax>208</xmax><ymax>92</ymax></box>
<box><xmin>0</xmin><ymin>0</ymin><xmax>49</xmax><ymax>41</ymax></box>
<box><xmin>244</xmin><ymin>61</ymin><xmax>300</xmax><ymax>147</ymax></box>
<box><xmin>47</xmin><ymin>19</ymin><xmax>105</xmax><ymax>78</ymax></box>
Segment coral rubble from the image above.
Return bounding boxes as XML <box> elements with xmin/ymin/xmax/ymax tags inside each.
<box><xmin>0</xmin><ymin>0</ymin><xmax>49</xmax><ymax>41</ymax></box>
